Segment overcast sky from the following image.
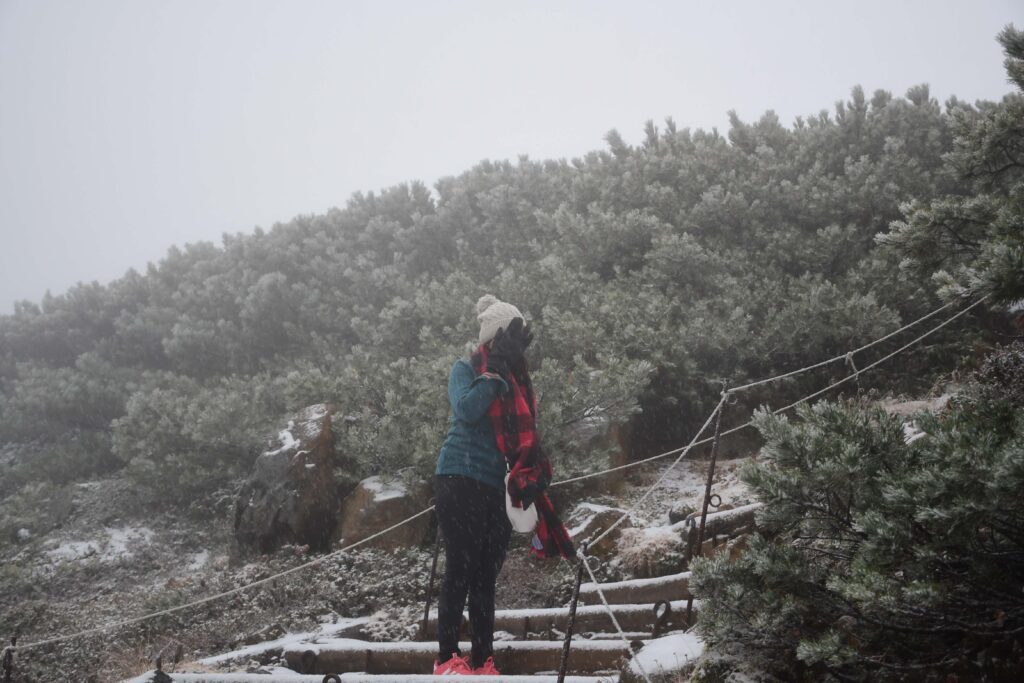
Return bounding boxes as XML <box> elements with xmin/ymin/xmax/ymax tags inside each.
<box><xmin>0</xmin><ymin>1</ymin><xmax>1019</xmax><ymax>312</ymax></box>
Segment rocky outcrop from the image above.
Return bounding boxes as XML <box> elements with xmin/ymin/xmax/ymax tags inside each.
<box><xmin>234</xmin><ymin>404</ymin><xmax>345</xmax><ymax>553</ymax></box>
<box><xmin>566</xmin><ymin>418</ymin><xmax>634</xmax><ymax>494</ymax></box>
<box><xmin>333</xmin><ymin>476</ymin><xmax>431</xmax><ymax>549</ymax></box>
<box><xmin>566</xmin><ymin>502</ymin><xmax>632</xmax><ymax>558</ymax></box>
<box><xmin>617</xmin><ymin>524</ymin><xmax>687</xmax><ymax>578</ymax></box>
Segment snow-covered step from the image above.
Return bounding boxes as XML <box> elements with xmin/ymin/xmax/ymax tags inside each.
<box><xmin>628</xmin><ymin>633</ymin><xmax>704</xmax><ymax>680</ymax></box>
<box><xmin>195</xmin><ymin>617</ymin><xmax>371</xmax><ymax>667</ymax></box>
<box><xmin>123</xmin><ymin>673</ymin><xmax>323</xmax><ymax>683</ymax></box>
<box><xmin>579</xmin><ymin>571</ymin><xmax>691</xmax><ymax>605</ymax></box>
<box><xmin>424</xmin><ymin>599</ymin><xmax>695</xmax><ymax>637</ymax></box>
<box><xmin>126</xmin><ymin>674</ymin><xmax>618</xmax><ymax>683</ymax></box>
<box><xmin>283</xmin><ymin>638</ymin><xmax>641</xmax><ymax>675</ymax></box>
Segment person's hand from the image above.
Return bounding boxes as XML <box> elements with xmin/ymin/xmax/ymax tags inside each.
<box><xmin>517</xmin><ymin>481</ymin><xmax>542</xmax><ymax>510</ymax></box>
<box><xmin>485</xmin><ymin>333</ymin><xmax>511</xmax><ymax>376</ymax></box>
<box><xmin>493</xmin><ymin>318</ymin><xmax>532</xmax><ymax>360</ymax></box>
<box><xmin>515</xmin><ymin>319</ymin><xmax>534</xmax><ymax>351</ymax></box>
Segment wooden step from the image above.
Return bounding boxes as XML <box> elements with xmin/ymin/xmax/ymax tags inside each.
<box><xmin>195</xmin><ymin>618</ymin><xmax>371</xmax><ymax>667</ymax></box>
<box><xmin>125</xmin><ymin>673</ymin><xmax>618</xmax><ymax>683</ymax></box>
<box><xmin>283</xmin><ymin>638</ymin><xmax>642</xmax><ymax>676</ymax></box>
<box><xmin>578</xmin><ymin>571</ymin><xmax>691</xmax><ymax>605</ymax></box>
<box><xmin>423</xmin><ymin>599</ymin><xmax>696</xmax><ymax>638</ymax></box>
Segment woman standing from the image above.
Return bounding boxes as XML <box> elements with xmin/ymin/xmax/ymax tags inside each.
<box><xmin>432</xmin><ymin>295</ymin><xmax>572</xmax><ymax>676</ymax></box>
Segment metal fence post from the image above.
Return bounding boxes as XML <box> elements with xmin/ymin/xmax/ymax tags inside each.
<box><xmin>687</xmin><ymin>392</ymin><xmax>727</xmax><ymax>625</ymax></box>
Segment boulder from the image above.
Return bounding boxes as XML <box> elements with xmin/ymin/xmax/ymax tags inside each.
<box><xmin>234</xmin><ymin>404</ymin><xmax>344</xmax><ymax>553</ymax></box>
<box><xmin>725</xmin><ymin>533</ymin><xmax>751</xmax><ymax>561</ymax></box>
<box><xmin>668</xmin><ymin>501</ymin><xmax>697</xmax><ymax>524</ymax></box>
<box><xmin>617</xmin><ymin>524</ymin><xmax>687</xmax><ymax>578</ymax></box>
<box><xmin>334</xmin><ymin>476</ymin><xmax>431</xmax><ymax>549</ymax></box>
<box><xmin>699</xmin><ymin>534</ymin><xmax>732</xmax><ymax>560</ymax></box>
<box><xmin>566</xmin><ymin>419</ymin><xmax>634</xmax><ymax>494</ymax></box>
<box><xmin>565</xmin><ymin>502</ymin><xmax>632</xmax><ymax>558</ymax></box>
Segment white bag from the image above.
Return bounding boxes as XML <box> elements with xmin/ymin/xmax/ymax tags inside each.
<box><xmin>504</xmin><ymin>473</ymin><xmax>538</xmax><ymax>534</ymax></box>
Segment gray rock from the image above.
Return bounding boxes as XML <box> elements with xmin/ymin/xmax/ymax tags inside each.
<box><xmin>234</xmin><ymin>404</ymin><xmax>347</xmax><ymax>553</ymax></box>
<box><xmin>565</xmin><ymin>501</ymin><xmax>632</xmax><ymax>558</ymax></box>
<box><xmin>333</xmin><ymin>475</ymin><xmax>431</xmax><ymax>549</ymax></box>
<box><xmin>668</xmin><ymin>501</ymin><xmax>697</xmax><ymax>524</ymax></box>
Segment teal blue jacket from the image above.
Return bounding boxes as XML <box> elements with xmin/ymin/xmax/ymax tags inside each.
<box><xmin>435</xmin><ymin>358</ymin><xmax>509</xmax><ymax>491</ymax></box>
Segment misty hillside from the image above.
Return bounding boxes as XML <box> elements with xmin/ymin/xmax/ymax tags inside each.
<box><xmin>0</xmin><ymin>84</ymin><xmax>1000</xmax><ymax>506</ymax></box>
<box><xmin>2</xmin><ymin>24</ymin><xmax>1024</xmax><ymax>681</ymax></box>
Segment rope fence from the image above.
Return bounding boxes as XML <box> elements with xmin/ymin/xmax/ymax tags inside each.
<box><xmin>17</xmin><ymin>508</ymin><xmax>436</xmax><ymax>651</ymax></box>
<box><xmin>580</xmin><ymin>551</ymin><xmax>653</xmax><ymax>683</ymax></box>
<box><xmin>13</xmin><ymin>295</ymin><xmax>986</xmax><ymax>656</ymax></box>
<box><xmin>556</xmin><ymin>295</ymin><xmax>988</xmax><ymax>672</ymax></box>
<box><xmin>726</xmin><ymin>297</ymin><xmax>958</xmax><ymax>393</ymax></box>
<box><xmin>586</xmin><ymin>394</ymin><xmax>727</xmax><ymax>549</ymax></box>
<box><xmin>555</xmin><ymin>295</ymin><xmax>988</xmax><ymax>487</ymax></box>
<box><xmin>559</xmin><ymin>295</ymin><xmax>989</xmax><ymax>558</ymax></box>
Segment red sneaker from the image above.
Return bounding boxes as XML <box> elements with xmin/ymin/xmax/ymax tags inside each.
<box><xmin>473</xmin><ymin>656</ymin><xmax>500</xmax><ymax>675</ymax></box>
<box><xmin>433</xmin><ymin>652</ymin><xmax>472</xmax><ymax>675</ymax></box>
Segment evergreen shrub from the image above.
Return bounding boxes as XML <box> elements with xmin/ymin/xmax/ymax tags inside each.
<box><xmin>692</xmin><ymin>343</ymin><xmax>1024</xmax><ymax>681</ymax></box>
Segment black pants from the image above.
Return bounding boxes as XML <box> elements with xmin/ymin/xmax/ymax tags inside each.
<box><xmin>435</xmin><ymin>474</ymin><xmax>512</xmax><ymax>668</ymax></box>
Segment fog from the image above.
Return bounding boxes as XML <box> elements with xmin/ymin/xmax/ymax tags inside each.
<box><xmin>0</xmin><ymin>0</ymin><xmax>1018</xmax><ymax>311</ymax></box>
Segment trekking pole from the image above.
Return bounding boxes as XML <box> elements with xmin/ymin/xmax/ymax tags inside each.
<box><xmin>420</xmin><ymin>503</ymin><xmax>441</xmax><ymax>641</ymax></box>
<box><xmin>557</xmin><ymin>541</ymin><xmax>589</xmax><ymax>683</ymax></box>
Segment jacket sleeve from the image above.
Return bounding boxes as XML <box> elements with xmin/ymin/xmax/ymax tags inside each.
<box><xmin>449</xmin><ymin>360</ymin><xmax>507</xmax><ymax>424</ymax></box>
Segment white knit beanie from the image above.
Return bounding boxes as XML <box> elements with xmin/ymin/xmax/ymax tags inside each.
<box><xmin>476</xmin><ymin>294</ymin><xmax>524</xmax><ymax>345</ymax></box>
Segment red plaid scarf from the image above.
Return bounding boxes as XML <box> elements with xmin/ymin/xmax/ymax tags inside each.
<box><xmin>471</xmin><ymin>344</ymin><xmax>574</xmax><ymax>560</ymax></box>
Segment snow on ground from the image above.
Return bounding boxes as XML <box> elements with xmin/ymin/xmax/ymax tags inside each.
<box><xmin>188</xmin><ymin>551</ymin><xmax>211</xmax><ymax>571</ymax></box>
<box><xmin>265</xmin><ymin>421</ymin><xmax>299</xmax><ymax>456</ymax></box>
<box><xmin>619</xmin><ymin>457</ymin><xmax>754</xmax><ymax>529</ymax></box>
<box><xmin>197</xmin><ymin>616</ymin><xmax>370</xmax><ymax>665</ymax></box>
<box><xmin>615</xmin><ymin>524</ymin><xmax>685</xmax><ymax>576</ymax></box>
<box><xmin>628</xmin><ymin>632</ymin><xmax>704</xmax><ymax>677</ymax></box>
<box><xmin>45</xmin><ymin>526</ymin><xmax>154</xmax><ymax>562</ymax></box>
<box><xmin>362</xmin><ymin>475</ymin><xmax>408</xmax><ymax>502</ymax></box>
<box><xmin>567</xmin><ymin>502</ymin><xmax>620</xmax><ymax>538</ymax></box>
<box><xmin>574</xmin><ymin>503</ymin><xmax>616</xmax><ymax>514</ymax></box>
<box><xmin>115</xmin><ymin>426</ymin><xmax>737</xmax><ymax>682</ymax></box>
<box><xmin>294</xmin><ymin>403</ymin><xmax>330</xmax><ymax>439</ymax></box>
<box><xmin>880</xmin><ymin>394</ymin><xmax>950</xmax><ymax>417</ymax></box>
<box><xmin>650</xmin><ymin>458</ymin><xmax>751</xmax><ymax>509</ymax></box>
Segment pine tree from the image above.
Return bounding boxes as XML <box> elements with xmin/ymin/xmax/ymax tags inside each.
<box><xmin>879</xmin><ymin>25</ymin><xmax>1024</xmax><ymax>308</ymax></box>
<box><xmin>692</xmin><ymin>343</ymin><xmax>1024</xmax><ymax>681</ymax></box>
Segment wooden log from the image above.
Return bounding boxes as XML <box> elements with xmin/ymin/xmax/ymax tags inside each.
<box><xmin>284</xmin><ymin>638</ymin><xmax>637</xmax><ymax>675</ymax></box>
<box><xmin>127</xmin><ymin>673</ymin><xmax>619</xmax><ymax>683</ymax></box>
<box><xmin>424</xmin><ymin>600</ymin><xmax>695</xmax><ymax>637</ymax></box>
<box><xmin>578</xmin><ymin>572</ymin><xmax>691</xmax><ymax>606</ymax></box>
